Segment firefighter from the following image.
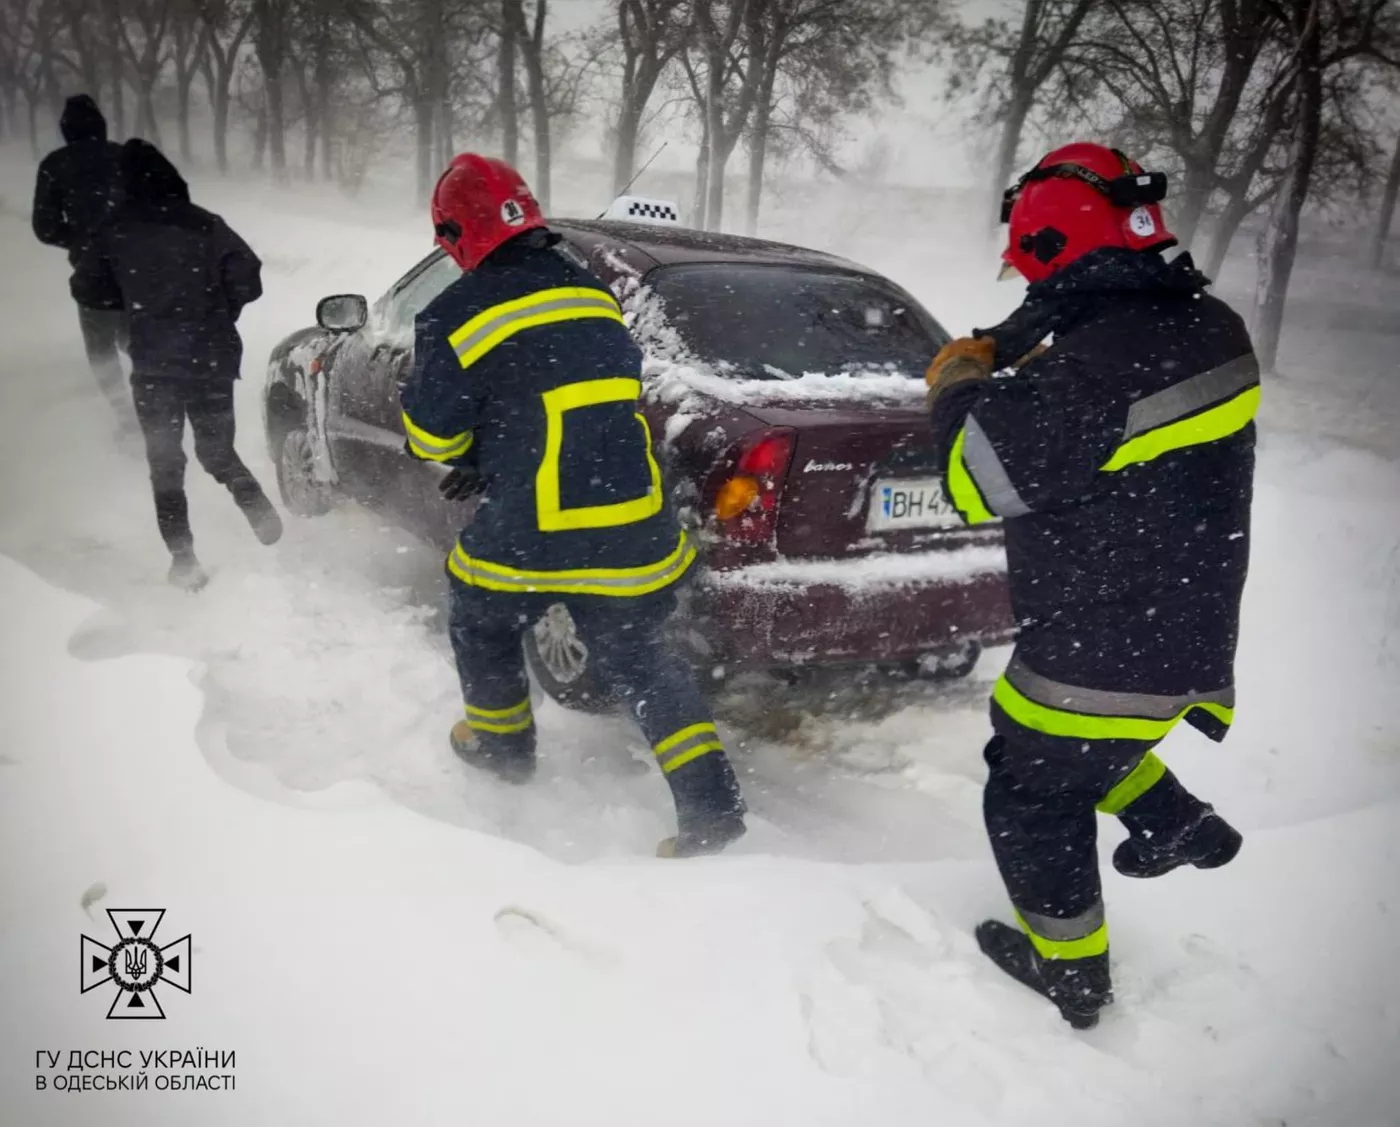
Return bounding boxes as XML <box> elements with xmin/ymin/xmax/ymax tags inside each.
<box><xmin>926</xmin><ymin>143</ymin><xmax>1257</xmax><ymax>1028</ymax></box>
<box><xmin>399</xmin><ymin>153</ymin><xmax>746</xmax><ymax>857</ymax></box>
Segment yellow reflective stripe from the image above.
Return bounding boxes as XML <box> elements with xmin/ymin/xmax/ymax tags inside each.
<box><xmin>466</xmin><ymin>699</ymin><xmax>531</xmax><ymax>721</ymax></box>
<box><xmin>467</xmin><ymin>716</ymin><xmax>534</xmax><ymax>734</ymax></box>
<box><xmin>448</xmin><ymin>287</ymin><xmax>625</xmax><ymax>371</ymax></box>
<box><xmin>402</xmin><ymin>411</ymin><xmax>474</xmax><ymax>462</ymax></box>
<box><xmin>994</xmin><ymin>675</ymin><xmax>1178</xmax><ymax>742</ymax></box>
<box><xmin>536</xmin><ymin>378</ymin><xmax>664</xmax><ymax>533</ymax></box>
<box><xmin>1194</xmin><ymin>701</ymin><xmax>1235</xmax><ymax>726</ymax></box>
<box><xmin>1101</xmin><ymin>385</ymin><xmax>1259</xmax><ymax>472</ymax></box>
<box><xmin>662</xmin><ymin>741</ymin><xmax>724</xmax><ymax>774</ymax></box>
<box><xmin>1016</xmin><ymin>911</ymin><xmax>1109</xmax><ymax>960</ymax></box>
<box><xmin>655</xmin><ymin>722</ymin><xmax>718</xmax><ymax>756</ymax></box>
<box><xmin>1097</xmin><ymin>751</ymin><xmax>1167</xmax><ymax>815</ymax></box>
<box><xmin>653</xmin><ymin>723</ymin><xmax>723</xmax><ymax>774</ymax></box>
<box><xmin>447</xmin><ymin>531</ymin><xmax>695</xmax><ymax>597</ymax></box>
<box><xmin>947</xmin><ymin>425</ymin><xmax>996</xmax><ymax>525</ymax></box>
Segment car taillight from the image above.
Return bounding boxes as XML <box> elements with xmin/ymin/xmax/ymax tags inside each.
<box><xmin>713</xmin><ymin>427</ymin><xmax>795</xmax><ymax>542</ymax></box>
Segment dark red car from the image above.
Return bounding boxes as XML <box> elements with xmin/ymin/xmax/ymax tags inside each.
<box><xmin>262</xmin><ymin>218</ymin><xmax>1012</xmax><ymax>709</ymax></box>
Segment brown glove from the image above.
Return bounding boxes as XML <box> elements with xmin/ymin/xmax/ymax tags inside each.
<box><xmin>926</xmin><ymin>335</ymin><xmax>996</xmax><ymax>406</ymax></box>
<box><xmin>1012</xmin><ymin>341</ymin><xmax>1050</xmax><ymax>369</ymax></box>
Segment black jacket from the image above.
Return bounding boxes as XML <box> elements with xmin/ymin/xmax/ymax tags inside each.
<box><xmin>931</xmin><ymin>249</ymin><xmax>1257</xmax><ymax>721</ymax></box>
<box><xmin>72</xmin><ymin>141</ymin><xmax>262</xmax><ymax>381</ymax></box>
<box><xmin>399</xmin><ymin>234</ymin><xmax>693</xmax><ymax>596</ymax></box>
<box><xmin>32</xmin><ymin>95</ymin><xmax>124</xmax><ymax>289</ymax></box>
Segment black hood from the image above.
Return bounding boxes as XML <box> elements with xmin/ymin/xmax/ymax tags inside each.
<box><xmin>979</xmin><ymin>249</ymin><xmax>1210</xmax><ymax>367</ymax></box>
<box><xmin>121</xmin><ymin>140</ymin><xmax>190</xmax><ymax>207</ymax></box>
<box><xmin>60</xmin><ymin>94</ymin><xmax>107</xmax><ymax>144</ymax></box>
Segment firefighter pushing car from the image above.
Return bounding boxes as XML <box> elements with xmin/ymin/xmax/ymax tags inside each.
<box><xmin>399</xmin><ymin>153</ymin><xmax>746</xmax><ymax>857</ymax></box>
<box><xmin>926</xmin><ymin>143</ymin><xmax>1259</xmax><ymax>1028</ymax></box>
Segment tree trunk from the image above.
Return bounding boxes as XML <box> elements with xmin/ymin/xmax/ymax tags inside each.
<box><xmin>692</xmin><ymin>126</ymin><xmax>710</xmax><ymax>230</ymax></box>
<box><xmin>137</xmin><ymin>88</ymin><xmax>160</xmax><ymax>145</ymax></box>
<box><xmin>25</xmin><ymin>92</ymin><xmax>38</xmax><ymax>158</ymax></box>
<box><xmin>253</xmin><ymin>97</ymin><xmax>268</xmax><ymax>170</ymax></box>
<box><xmin>177</xmin><ymin>75</ymin><xmax>193</xmax><ymax>162</ymax></box>
<box><xmin>1204</xmin><ymin>189</ymin><xmax>1255</xmax><ymax>279</ymax></box>
<box><xmin>1173</xmin><ymin>154</ymin><xmax>1217</xmax><ymax>252</ymax></box>
<box><xmin>612</xmin><ymin>90</ymin><xmax>644</xmax><ymax>197</ymax></box>
<box><xmin>266</xmin><ymin>70</ymin><xmax>287</xmax><ymax>181</ymax></box>
<box><xmin>499</xmin><ymin>0</ymin><xmax>519</xmax><ymax>165</ymax></box>
<box><xmin>744</xmin><ymin>77</ymin><xmax>774</xmax><ymax>236</ymax></box>
<box><xmin>415</xmin><ymin>94</ymin><xmax>434</xmax><ymax>204</ymax></box>
<box><xmin>317</xmin><ymin>74</ymin><xmax>333</xmax><ymax>181</ymax></box>
<box><xmin>1368</xmin><ymin>130</ymin><xmax>1400</xmax><ymax>270</ymax></box>
<box><xmin>214</xmin><ymin>84</ymin><xmax>231</xmax><ymax>173</ymax></box>
<box><xmin>991</xmin><ymin>93</ymin><xmax>1031</xmax><ymax>228</ymax></box>
<box><xmin>103</xmin><ymin>0</ymin><xmax>125</xmax><ymax>139</ymax></box>
<box><xmin>523</xmin><ymin>1</ymin><xmax>550</xmax><ymax>211</ymax></box>
<box><xmin>1252</xmin><ymin>12</ymin><xmax>1322</xmax><ymax>374</ymax></box>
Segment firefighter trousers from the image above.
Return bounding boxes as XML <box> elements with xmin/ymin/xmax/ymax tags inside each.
<box><xmin>984</xmin><ymin>698</ymin><xmax>1212</xmax><ymax>960</ymax></box>
<box><xmin>447</xmin><ymin>578</ymin><xmax>744</xmax><ymax>822</ymax></box>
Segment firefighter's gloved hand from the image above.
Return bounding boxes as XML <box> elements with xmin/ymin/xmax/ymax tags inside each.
<box><xmin>1013</xmin><ymin>341</ymin><xmax>1050</xmax><ymax>369</ymax></box>
<box><xmin>926</xmin><ymin>335</ymin><xmax>996</xmax><ymax>406</ymax></box>
<box><xmin>439</xmin><ymin>464</ymin><xmax>485</xmax><ymax>502</ymax></box>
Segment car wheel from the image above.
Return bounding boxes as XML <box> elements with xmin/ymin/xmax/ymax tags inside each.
<box><xmin>276</xmin><ymin>425</ymin><xmax>333</xmax><ymax>517</ymax></box>
<box><xmin>522</xmin><ymin>603</ymin><xmax>618</xmax><ymax>713</ymax></box>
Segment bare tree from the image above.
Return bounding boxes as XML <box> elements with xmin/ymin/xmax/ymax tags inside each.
<box><xmin>1371</xmin><ymin>127</ymin><xmax>1400</xmax><ymax>268</ymax></box>
<box><xmin>252</xmin><ymin>0</ymin><xmax>292</xmax><ymax>180</ymax></box>
<box><xmin>118</xmin><ymin>0</ymin><xmax>173</xmax><ymax>144</ymax></box>
<box><xmin>198</xmin><ymin>0</ymin><xmax>251</xmax><ymax>172</ymax></box>
<box><xmin>2</xmin><ymin>0</ymin><xmax>63</xmax><ymax>153</ymax></box>
<box><xmin>684</xmin><ymin>0</ymin><xmax>768</xmax><ymax>231</ymax></box>
<box><xmin>505</xmin><ymin>0</ymin><xmax>551</xmax><ymax>209</ymax></box>
<box><xmin>942</xmin><ymin>0</ymin><xmax>1097</xmax><ymax>225</ymax></box>
<box><xmin>171</xmin><ymin>0</ymin><xmax>209</xmax><ymax>162</ymax></box>
<box><xmin>497</xmin><ymin>0</ymin><xmax>519</xmax><ymax>163</ymax></box>
<box><xmin>610</xmin><ymin>0</ymin><xmax>687</xmax><ymax>194</ymax></box>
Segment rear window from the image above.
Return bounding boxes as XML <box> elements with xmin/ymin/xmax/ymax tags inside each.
<box><xmin>645</xmin><ymin>263</ymin><xmax>947</xmax><ymax>380</ymax></box>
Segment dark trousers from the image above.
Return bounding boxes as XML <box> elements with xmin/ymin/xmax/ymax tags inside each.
<box><xmin>984</xmin><ymin>700</ymin><xmax>1209</xmax><ymax>947</ymax></box>
<box><xmin>131</xmin><ymin>377</ymin><xmax>261</xmax><ymax>556</ymax></box>
<box><xmin>76</xmin><ymin>304</ymin><xmax>134</xmax><ymax>427</ymax></box>
<box><xmin>448</xmin><ymin>578</ymin><xmax>742</xmax><ymax>818</ymax></box>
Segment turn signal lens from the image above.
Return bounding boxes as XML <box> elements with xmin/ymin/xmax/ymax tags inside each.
<box><xmin>715</xmin><ymin>475</ymin><xmax>760</xmax><ymax>520</ymax></box>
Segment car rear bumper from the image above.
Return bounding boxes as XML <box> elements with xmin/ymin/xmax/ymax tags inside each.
<box><xmin>679</xmin><ymin>545</ymin><xmax>1014</xmax><ymax>669</ymax></box>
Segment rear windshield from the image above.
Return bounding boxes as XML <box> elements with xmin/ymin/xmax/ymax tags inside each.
<box><xmin>645</xmin><ymin>263</ymin><xmax>947</xmax><ymax>380</ymax></box>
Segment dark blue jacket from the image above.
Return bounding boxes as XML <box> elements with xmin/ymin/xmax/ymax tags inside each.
<box><xmin>931</xmin><ymin>250</ymin><xmax>1257</xmax><ymax>742</ymax></box>
<box><xmin>399</xmin><ymin>235</ymin><xmax>693</xmax><ymax>596</ymax></box>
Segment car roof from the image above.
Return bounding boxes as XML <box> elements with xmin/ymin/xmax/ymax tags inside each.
<box><xmin>550</xmin><ymin>218</ymin><xmax>869</xmax><ymax>275</ymax></box>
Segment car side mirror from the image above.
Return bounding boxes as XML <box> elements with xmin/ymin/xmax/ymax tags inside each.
<box><xmin>317</xmin><ymin>294</ymin><xmax>368</xmax><ymax>333</ymax></box>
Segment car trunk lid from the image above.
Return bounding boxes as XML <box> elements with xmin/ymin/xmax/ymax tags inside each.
<box><xmin>738</xmin><ymin>400</ymin><xmax>989</xmax><ymax>560</ymax></box>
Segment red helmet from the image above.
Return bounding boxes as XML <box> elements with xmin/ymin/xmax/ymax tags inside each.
<box><xmin>1000</xmin><ymin>142</ymin><xmax>1176</xmax><ymax>284</ymax></box>
<box><xmin>431</xmin><ymin>153</ymin><xmax>546</xmax><ymax>270</ymax></box>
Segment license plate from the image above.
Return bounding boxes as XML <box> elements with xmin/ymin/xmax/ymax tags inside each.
<box><xmin>868</xmin><ymin>477</ymin><xmax>961</xmax><ymax>531</ymax></box>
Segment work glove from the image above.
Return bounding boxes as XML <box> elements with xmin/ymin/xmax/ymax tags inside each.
<box><xmin>1012</xmin><ymin>341</ymin><xmax>1049</xmax><ymax>369</ymax></box>
<box><xmin>926</xmin><ymin>335</ymin><xmax>996</xmax><ymax>407</ymax></box>
<box><xmin>439</xmin><ymin>464</ymin><xmax>486</xmax><ymax>502</ymax></box>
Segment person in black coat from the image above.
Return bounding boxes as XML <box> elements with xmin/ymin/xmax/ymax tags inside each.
<box><xmin>926</xmin><ymin>144</ymin><xmax>1257</xmax><ymax>1029</ymax></box>
<box><xmin>32</xmin><ymin>94</ymin><xmax>131</xmax><ymax>429</ymax></box>
<box><xmin>74</xmin><ymin>140</ymin><xmax>282</xmax><ymax>590</ymax></box>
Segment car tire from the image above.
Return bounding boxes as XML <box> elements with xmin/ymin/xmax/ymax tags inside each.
<box><xmin>276</xmin><ymin>425</ymin><xmax>334</xmax><ymax>517</ymax></box>
<box><xmin>522</xmin><ymin>603</ymin><xmax>619</xmax><ymax>713</ymax></box>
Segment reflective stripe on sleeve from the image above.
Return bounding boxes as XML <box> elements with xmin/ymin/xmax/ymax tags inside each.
<box><xmin>1102</xmin><ymin>353</ymin><xmax>1260</xmax><ymax>472</ymax></box>
<box><xmin>959</xmin><ymin>414</ymin><xmax>1031</xmax><ymax>518</ymax></box>
<box><xmin>946</xmin><ymin>425</ymin><xmax>996</xmax><ymax>525</ymax></box>
<box><xmin>653</xmin><ymin>722</ymin><xmax>724</xmax><ymax>774</ymax></box>
<box><xmin>447</xmin><ymin>531</ymin><xmax>696</xmax><ymax>598</ymax></box>
<box><xmin>448</xmin><ymin>287</ymin><xmax>625</xmax><ymax>371</ymax></box>
<box><xmin>402</xmin><ymin>411</ymin><xmax>474</xmax><ymax>462</ymax></box>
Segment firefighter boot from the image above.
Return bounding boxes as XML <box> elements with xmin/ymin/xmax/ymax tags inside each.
<box><xmin>168</xmin><ymin>549</ymin><xmax>208</xmax><ymax>592</ymax></box>
<box><xmin>230</xmin><ymin>476</ymin><xmax>284</xmax><ymax>546</ymax></box>
<box><xmin>657</xmin><ymin>751</ymin><xmax>746</xmax><ymax>858</ymax></box>
<box><xmin>449</xmin><ymin>720</ymin><xmax>536</xmax><ymax>785</ymax></box>
<box><xmin>975</xmin><ymin>919</ymin><xmax>1112</xmax><ymax>1030</ymax></box>
<box><xmin>1113</xmin><ymin>807</ymin><xmax>1243</xmax><ymax>879</ymax></box>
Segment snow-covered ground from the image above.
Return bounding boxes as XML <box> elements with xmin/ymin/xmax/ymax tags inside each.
<box><xmin>1</xmin><ymin>151</ymin><xmax>1398</xmax><ymax>1125</ymax></box>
